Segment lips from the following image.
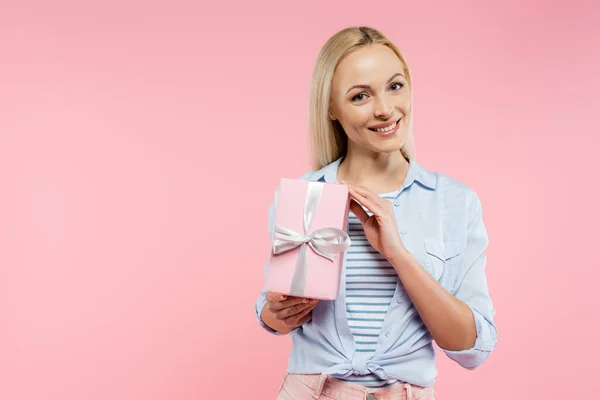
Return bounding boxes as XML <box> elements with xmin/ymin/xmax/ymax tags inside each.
<box><xmin>368</xmin><ymin>117</ymin><xmax>402</xmax><ymax>132</ymax></box>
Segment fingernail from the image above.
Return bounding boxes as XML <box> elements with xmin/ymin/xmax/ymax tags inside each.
<box><xmin>302</xmin><ymin>298</ymin><xmax>309</xmax><ymax>303</ymax></box>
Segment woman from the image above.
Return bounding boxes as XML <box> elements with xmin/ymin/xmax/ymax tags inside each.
<box><xmin>255</xmin><ymin>26</ymin><xmax>497</xmax><ymax>400</ymax></box>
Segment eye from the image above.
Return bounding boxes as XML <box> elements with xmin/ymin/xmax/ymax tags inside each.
<box><xmin>390</xmin><ymin>82</ymin><xmax>405</xmax><ymax>91</ymax></box>
<box><xmin>351</xmin><ymin>93</ymin><xmax>368</xmax><ymax>103</ymax></box>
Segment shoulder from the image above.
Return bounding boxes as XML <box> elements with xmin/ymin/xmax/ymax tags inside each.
<box><xmin>294</xmin><ymin>158</ymin><xmax>340</xmax><ymax>182</ymax></box>
<box><xmin>436</xmin><ymin>172</ymin><xmax>478</xmax><ymax>198</ymax></box>
<box><xmin>433</xmin><ymin>170</ymin><xmax>483</xmax><ymax>219</ymax></box>
<box><xmin>411</xmin><ymin>157</ymin><xmax>482</xmax><ymax>217</ymax></box>
<box><xmin>296</xmin><ymin>169</ymin><xmax>325</xmax><ymax>181</ymax></box>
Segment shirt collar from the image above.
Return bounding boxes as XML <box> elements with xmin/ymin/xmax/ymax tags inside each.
<box><xmin>319</xmin><ymin>156</ymin><xmax>437</xmax><ymax>190</ymax></box>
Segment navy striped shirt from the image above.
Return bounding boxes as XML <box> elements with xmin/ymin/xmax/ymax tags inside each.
<box><xmin>339</xmin><ymin>189</ymin><xmax>402</xmax><ymax>388</ymax></box>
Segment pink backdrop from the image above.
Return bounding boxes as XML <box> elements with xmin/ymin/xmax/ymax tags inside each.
<box><xmin>1</xmin><ymin>1</ymin><xmax>598</xmax><ymax>399</ymax></box>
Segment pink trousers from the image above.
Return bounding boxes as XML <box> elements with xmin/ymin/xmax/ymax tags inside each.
<box><xmin>276</xmin><ymin>373</ymin><xmax>437</xmax><ymax>400</ymax></box>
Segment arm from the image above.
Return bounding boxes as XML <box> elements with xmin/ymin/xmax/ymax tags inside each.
<box><xmin>389</xmin><ymin>190</ymin><xmax>497</xmax><ymax>368</ymax></box>
<box><xmin>347</xmin><ymin>183</ymin><xmax>497</xmax><ymax>369</ymax></box>
<box><xmin>389</xmin><ymin>253</ymin><xmax>478</xmax><ymax>351</ymax></box>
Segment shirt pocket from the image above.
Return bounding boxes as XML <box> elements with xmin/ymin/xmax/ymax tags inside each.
<box><xmin>423</xmin><ymin>237</ymin><xmax>462</xmax><ymax>291</ymax></box>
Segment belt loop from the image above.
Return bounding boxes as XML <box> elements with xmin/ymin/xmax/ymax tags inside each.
<box><xmin>312</xmin><ymin>374</ymin><xmax>327</xmax><ymax>399</ymax></box>
<box><xmin>403</xmin><ymin>383</ymin><xmax>413</xmax><ymax>400</ymax></box>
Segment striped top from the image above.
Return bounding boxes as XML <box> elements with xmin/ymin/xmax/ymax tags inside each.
<box><xmin>339</xmin><ymin>189</ymin><xmax>402</xmax><ymax>389</ymax></box>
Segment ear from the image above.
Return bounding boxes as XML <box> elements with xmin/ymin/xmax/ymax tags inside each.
<box><xmin>328</xmin><ymin>108</ymin><xmax>337</xmax><ymax>121</ymax></box>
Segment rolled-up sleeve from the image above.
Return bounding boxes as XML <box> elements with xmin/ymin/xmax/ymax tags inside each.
<box><xmin>254</xmin><ymin>186</ymin><xmax>286</xmax><ymax>335</ymax></box>
<box><xmin>443</xmin><ymin>190</ymin><xmax>498</xmax><ymax>369</ymax></box>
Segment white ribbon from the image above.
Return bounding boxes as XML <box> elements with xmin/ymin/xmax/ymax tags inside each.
<box><xmin>271</xmin><ymin>182</ymin><xmax>351</xmax><ymax>296</ymax></box>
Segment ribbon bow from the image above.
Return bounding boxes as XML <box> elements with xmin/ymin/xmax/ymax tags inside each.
<box><xmin>271</xmin><ymin>181</ymin><xmax>351</xmax><ymax>296</ymax></box>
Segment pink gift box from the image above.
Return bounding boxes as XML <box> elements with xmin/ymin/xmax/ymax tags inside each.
<box><xmin>265</xmin><ymin>178</ymin><xmax>352</xmax><ymax>300</ymax></box>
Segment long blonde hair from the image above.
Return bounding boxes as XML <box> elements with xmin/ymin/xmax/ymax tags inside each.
<box><xmin>308</xmin><ymin>26</ymin><xmax>416</xmax><ymax>171</ymax></box>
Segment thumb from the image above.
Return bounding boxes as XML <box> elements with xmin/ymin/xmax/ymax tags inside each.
<box><xmin>266</xmin><ymin>291</ymin><xmax>287</xmax><ymax>302</ymax></box>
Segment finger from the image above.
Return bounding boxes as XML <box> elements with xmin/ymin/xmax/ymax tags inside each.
<box><xmin>296</xmin><ymin>309</ymin><xmax>314</xmax><ymax>325</ymax></box>
<box><xmin>283</xmin><ymin>301</ymin><xmax>317</xmax><ymax>326</ymax></box>
<box><xmin>349</xmin><ymin>199</ymin><xmax>370</xmax><ymax>225</ymax></box>
<box><xmin>348</xmin><ymin>186</ymin><xmax>383</xmax><ymax>217</ymax></box>
<box><xmin>268</xmin><ymin>298</ymin><xmax>304</xmax><ymax>313</ymax></box>
<box><xmin>265</xmin><ymin>292</ymin><xmax>287</xmax><ymax>302</ymax></box>
<box><xmin>267</xmin><ymin>296</ymin><xmax>310</xmax><ymax>313</ymax></box>
<box><xmin>275</xmin><ymin>301</ymin><xmax>315</xmax><ymax>320</ymax></box>
<box><xmin>349</xmin><ymin>184</ymin><xmax>375</xmax><ymax>199</ymax></box>
<box><xmin>303</xmin><ymin>300</ymin><xmax>318</xmax><ymax>314</ymax></box>
<box><xmin>288</xmin><ymin>299</ymin><xmax>318</xmax><ymax>320</ymax></box>
<box><xmin>350</xmin><ymin>185</ymin><xmax>387</xmax><ymax>208</ymax></box>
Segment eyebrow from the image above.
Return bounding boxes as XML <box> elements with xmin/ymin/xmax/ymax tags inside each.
<box><xmin>345</xmin><ymin>72</ymin><xmax>405</xmax><ymax>94</ymax></box>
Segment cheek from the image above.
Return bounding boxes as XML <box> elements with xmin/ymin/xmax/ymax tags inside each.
<box><xmin>341</xmin><ymin>108</ymin><xmax>371</xmax><ymax>132</ymax></box>
<box><xmin>400</xmin><ymin>95</ymin><xmax>412</xmax><ymax>113</ymax></box>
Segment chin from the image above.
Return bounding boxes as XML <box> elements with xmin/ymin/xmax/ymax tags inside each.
<box><xmin>370</xmin><ymin>136</ymin><xmax>406</xmax><ymax>154</ymax></box>
<box><xmin>378</xmin><ymin>145</ymin><xmax>405</xmax><ymax>154</ymax></box>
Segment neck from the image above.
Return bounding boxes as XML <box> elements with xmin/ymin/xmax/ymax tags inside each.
<box><xmin>337</xmin><ymin>148</ymin><xmax>410</xmax><ymax>194</ymax></box>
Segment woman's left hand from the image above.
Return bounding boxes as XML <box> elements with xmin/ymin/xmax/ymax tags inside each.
<box><xmin>345</xmin><ymin>183</ymin><xmax>408</xmax><ymax>261</ymax></box>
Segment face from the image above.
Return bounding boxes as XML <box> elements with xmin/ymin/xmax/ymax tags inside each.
<box><xmin>329</xmin><ymin>44</ymin><xmax>411</xmax><ymax>155</ymax></box>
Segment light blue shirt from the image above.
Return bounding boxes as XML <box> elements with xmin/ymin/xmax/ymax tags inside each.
<box><xmin>254</xmin><ymin>157</ymin><xmax>498</xmax><ymax>387</ymax></box>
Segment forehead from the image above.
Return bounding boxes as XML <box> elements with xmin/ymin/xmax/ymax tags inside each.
<box><xmin>332</xmin><ymin>44</ymin><xmax>405</xmax><ymax>88</ymax></box>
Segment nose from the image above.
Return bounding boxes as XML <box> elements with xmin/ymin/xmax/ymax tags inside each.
<box><xmin>373</xmin><ymin>97</ymin><xmax>392</xmax><ymax>119</ymax></box>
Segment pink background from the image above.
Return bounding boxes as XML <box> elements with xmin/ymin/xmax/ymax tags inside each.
<box><xmin>0</xmin><ymin>1</ymin><xmax>598</xmax><ymax>399</ymax></box>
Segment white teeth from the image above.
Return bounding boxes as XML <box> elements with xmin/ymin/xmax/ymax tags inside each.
<box><xmin>374</xmin><ymin>121</ymin><xmax>397</xmax><ymax>132</ymax></box>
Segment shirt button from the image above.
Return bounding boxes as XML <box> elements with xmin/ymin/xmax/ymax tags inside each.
<box><xmin>393</xmin><ymin>199</ymin><xmax>400</xmax><ymax>206</ymax></box>
<box><xmin>385</xmin><ymin>331</ymin><xmax>390</xmax><ymax>337</ymax></box>
<box><xmin>396</xmin><ymin>298</ymin><xmax>402</xmax><ymax>303</ymax></box>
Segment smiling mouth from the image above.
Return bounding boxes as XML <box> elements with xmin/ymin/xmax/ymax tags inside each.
<box><xmin>368</xmin><ymin>118</ymin><xmax>402</xmax><ymax>133</ymax></box>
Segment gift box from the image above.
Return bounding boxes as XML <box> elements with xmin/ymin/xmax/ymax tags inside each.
<box><xmin>265</xmin><ymin>178</ymin><xmax>352</xmax><ymax>300</ymax></box>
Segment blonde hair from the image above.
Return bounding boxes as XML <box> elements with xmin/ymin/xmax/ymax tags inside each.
<box><xmin>308</xmin><ymin>26</ymin><xmax>416</xmax><ymax>170</ymax></box>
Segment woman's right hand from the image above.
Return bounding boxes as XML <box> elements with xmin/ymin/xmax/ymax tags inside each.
<box><xmin>264</xmin><ymin>291</ymin><xmax>319</xmax><ymax>330</ymax></box>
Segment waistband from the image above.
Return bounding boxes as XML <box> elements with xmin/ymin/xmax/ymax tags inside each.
<box><xmin>288</xmin><ymin>373</ymin><xmax>434</xmax><ymax>400</ymax></box>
